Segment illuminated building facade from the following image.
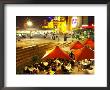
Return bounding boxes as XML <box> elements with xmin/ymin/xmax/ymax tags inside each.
<box><xmin>41</xmin><ymin>16</ymin><xmax>67</xmax><ymax>33</ymax></box>
<box><xmin>41</xmin><ymin>16</ymin><xmax>94</xmax><ymax>33</ymax></box>
<box><xmin>67</xmin><ymin>16</ymin><xmax>94</xmax><ymax>31</ymax></box>
<box><xmin>54</xmin><ymin>16</ymin><xmax>67</xmax><ymax>33</ymax></box>
<box><xmin>67</xmin><ymin>16</ymin><xmax>82</xmax><ymax>31</ymax></box>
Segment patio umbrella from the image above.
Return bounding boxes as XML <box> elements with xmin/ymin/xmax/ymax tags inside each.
<box><xmin>42</xmin><ymin>46</ymin><xmax>71</xmax><ymax>60</ymax></box>
<box><xmin>84</xmin><ymin>38</ymin><xmax>94</xmax><ymax>49</ymax></box>
<box><xmin>73</xmin><ymin>46</ymin><xmax>94</xmax><ymax>61</ymax></box>
<box><xmin>70</xmin><ymin>41</ymin><xmax>84</xmax><ymax>50</ymax></box>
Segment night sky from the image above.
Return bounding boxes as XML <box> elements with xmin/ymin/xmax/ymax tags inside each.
<box><xmin>16</xmin><ymin>16</ymin><xmax>52</xmax><ymax>28</ymax></box>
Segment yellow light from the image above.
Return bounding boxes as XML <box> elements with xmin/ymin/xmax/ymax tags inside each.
<box><xmin>27</xmin><ymin>20</ymin><xmax>33</xmax><ymax>27</ymax></box>
<box><xmin>61</xmin><ymin>21</ymin><xmax>67</xmax><ymax>33</ymax></box>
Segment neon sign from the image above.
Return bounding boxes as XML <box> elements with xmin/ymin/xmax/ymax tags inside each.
<box><xmin>72</xmin><ymin>16</ymin><xmax>77</xmax><ymax>28</ymax></box>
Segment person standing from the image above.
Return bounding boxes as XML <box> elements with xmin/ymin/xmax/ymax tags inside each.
<box><xmin>64</xmin><ymin>34</ymin><xmax>67</xmax><ymax>41</ymax></box>
<box><xmin>88</xmin><ymin>32</ymin><xmax>90</xmax><ymax>38</ymax></box>
<box><xmin>56</xmin><ymin>35</ymin><xmax>60</xmax><ymax>41</ymax></box>
<box><xmin>69</xmin><ymin>51</ymin><xmax>74</xmax><ymax>59</ymax></box>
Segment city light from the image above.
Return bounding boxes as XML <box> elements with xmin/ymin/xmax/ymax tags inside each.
<box><xmin>27</xmin><ymin>20</ymin><xmax>33</xmax><ymax>27</ymax></box>
<box><xmin>92</xmin><ymin>24</ymin><xmax>94</xmax><ymax>26</ymax></box>
<box><xmin>82</xmin><ymin>25</ymin><xmax>88</xmax><ymax>27</ymax></box>
<box><xmin>72</xmin><ymin>16</ymin><xmax>78</xmax><ymax>28</ymax></box>
<box><xmin>61</xmin><ymin>22</ymin><xmax>67</xmax><ymax>33</ymax></box>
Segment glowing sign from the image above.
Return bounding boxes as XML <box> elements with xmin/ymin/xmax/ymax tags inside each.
<box><xmin>72</xmin><ymin>16</ymin><xmax>77</xmax><ymax>28</ymax></box>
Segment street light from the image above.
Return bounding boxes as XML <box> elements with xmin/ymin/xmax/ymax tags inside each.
<box><xmin>26</xmin><ymin>20</ymin><xmax>33</xmax><ymax>38</ymax></box>
<box><xmin>27</xmin><ymin>20</ymin><xmax>33</xmax><ymax>27</ymax></box>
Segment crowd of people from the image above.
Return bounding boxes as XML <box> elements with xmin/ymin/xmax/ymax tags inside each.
<box><xmin>72</xmin><ymin>30</ymin><xmax>94</xmax><ymax>40</ymax></box>
<box><xmin>43</xmin><ymin>29</ymin><xmax>94</xmax><ymax>42</ymax></box>
<box><xmin>23</xmin><ymin>57</ymin><xmax>94</xmax><ymax>74</ymax></box>
<box><xmin>16</xmin><ymin>29</ymin><xmax>94</xmax><ymax>43</ymax></box>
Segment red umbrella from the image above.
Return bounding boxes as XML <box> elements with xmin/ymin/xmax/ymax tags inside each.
<box><xmin>42</xmin><ymin>46</ymin><xmax>71</xmax><ymax>60</ymax></box>
<box><xmin>84</xmin><ymin>38</ymin><xmax>94</xmax><ymax>49</ymax></box>
<box><xmin>70</xmin><ymin>41</ymin><xmax>84</xmax><ymax>50</ymax></box>
<box><xmin>73</xmin><ymin>46</ymin><xmax>94</xmax><ymax>61</ymax></box>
